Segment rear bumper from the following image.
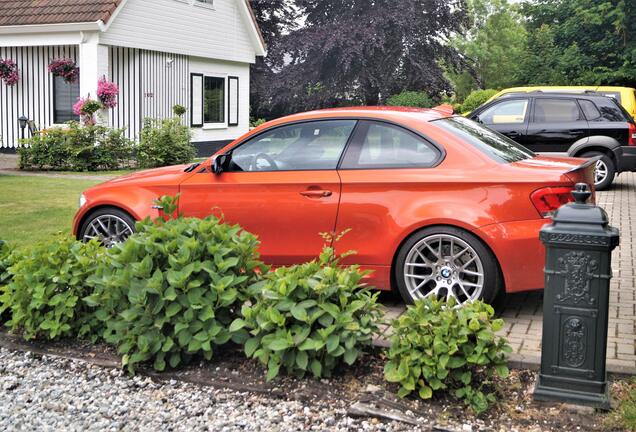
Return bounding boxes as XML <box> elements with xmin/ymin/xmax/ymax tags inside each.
<box><xmin>613</xmin><ymin>146</ymin><xmax>636</xmax><ymax>172</ymax></box>
<box><xmin>474</xmin><ymin>219</ymin><xmax>550</xmax><ymax>294</ymax></box>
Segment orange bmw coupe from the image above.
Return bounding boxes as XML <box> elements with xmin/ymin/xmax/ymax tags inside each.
<box><xmin>73</xmin><ymin>107</ymin><xmax>595</xmax><ymax>306</ymax></box>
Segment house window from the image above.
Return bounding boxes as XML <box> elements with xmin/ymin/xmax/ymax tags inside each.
<box><xmin>204</xmin><ymin>76</ymin><xmax>225</xmax><ymax>124</ymax></box>
<box><xmin>53</xmin><ymin>76</ymin><xmax>79</xmax><ymax>123</ymax></box>
<box><xmin>194</xmin><ymin>0</ymin><xmax>214</xmax><ymax>6</ymax></box>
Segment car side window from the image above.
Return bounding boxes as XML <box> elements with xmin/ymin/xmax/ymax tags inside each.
<box><xmin>533</xmin><ymin>98</ymin><xmax>583</xmax><ymax>122</ymax></box>
<box><xmin>477</xmin><ymin>99</ymin><xmax>529</xmax><ymax>125</ymax></box>
<box><xmin>228</xmin><ymin>120</ymin><xmax>356</xmax><ymax>172</ymax></box>
<box><xmin>579</xmin><ymin>99</ymin><xmax>602</xmax><ymax>121</ymax></box>
<box><xmin>340</xmin><ymin>122</ymin><xmax>440</xmax><ymax>169</ymax></box>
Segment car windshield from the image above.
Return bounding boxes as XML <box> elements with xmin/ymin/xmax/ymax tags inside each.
<box><xmin>432</xmin><ymin>116</ymin><xmax>534</xmax><ymax>163</ymax></box>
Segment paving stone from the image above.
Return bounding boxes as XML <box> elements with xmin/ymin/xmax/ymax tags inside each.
<box><xmin>378</xmin><ymin>172</ymin><xmax>636</xmax><ymax>374</ymax></box>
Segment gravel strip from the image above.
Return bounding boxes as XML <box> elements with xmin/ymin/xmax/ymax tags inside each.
<box><xmin>0</xmin><ymin>348</ymin><xmax>427</xmax><ymax>432</ymax></box>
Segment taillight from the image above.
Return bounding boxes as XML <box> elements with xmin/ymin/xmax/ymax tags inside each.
<box><xmin>531</xmin><ymin>186</ymin><xmax>576</xmax><ymax>218</ymax></box>
<box><xmin>629</xmin><ymin>122</ymin><xmax>636</xmax><ymax>146</ymax></box>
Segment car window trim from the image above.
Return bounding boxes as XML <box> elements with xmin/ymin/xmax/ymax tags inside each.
<box><xmin>219</xmin><ymin>117</ymin><xmax>446</xmax><ymax>173</ymax></box>
<box><xmin>222</xmin><ymin>119</ymin><xmax>359</xmax><ymax>173</ymax></box>
<box><xmin>338</xmin><ymin>119</ymin><xmax>444</xmax><ymax>171</ymax></box>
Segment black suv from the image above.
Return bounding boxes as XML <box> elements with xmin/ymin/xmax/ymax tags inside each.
<box><xmin>469</xmin><ymin>92</ymin><xmax>636</xmax><ymax>190</ymax></box>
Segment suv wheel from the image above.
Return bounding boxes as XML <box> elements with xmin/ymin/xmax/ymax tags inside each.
<box><xmin>582</xmin><ymin>151</ymin><xmax>615</xmax><ymax>191</ymax></box>
<box><xmin>394</xmin><ymin>226</ymin><xmax>501</xmax><ymax>306</ymax></box>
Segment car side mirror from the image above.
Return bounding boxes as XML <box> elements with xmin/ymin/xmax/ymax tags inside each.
<box><xmin>212</xmin><ymin>154</ymin><xmax>227</xmax><ymax>175</ymax></box>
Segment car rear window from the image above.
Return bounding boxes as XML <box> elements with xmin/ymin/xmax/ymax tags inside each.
<box><xmin>593</xmin><ymin>97</ymin><xmax>631</xmax><ymax>122</ymax></box>
<box><xmin>432</xmin><ymin>116</ymin><xmax>534</xmax><ymax>163</ymax></box>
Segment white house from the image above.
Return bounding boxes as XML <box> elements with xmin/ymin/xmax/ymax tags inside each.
<box><xmin>0</xmin><ymin>0</ymin><xmax>266</xmax><ymax>155</ymax></box>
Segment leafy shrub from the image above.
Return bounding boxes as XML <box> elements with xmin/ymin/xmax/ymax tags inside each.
<box><xmin>386</xmin><ymin>91</ymin><xmax>434</xmax><ymax>108</ymax></box>
<box><xmin>84</xmin><ymin>215</ymin><xmax>265</xmax><ymax>373</ymax></box>
<box><xmin>384</xmin><ymin>298</ymin><xmax>511</xmax><ymax>414</ymax></box>
<box><xmin>250</xmin><ymin>118</ymin><xmax>267</xmax><ymax>128</ymax></box>
<box><xmin>232</xmin><ymin>245</ymin><xmax>384</xmax><ymax>381</ymax></box>
<box><xmin>137</xmin><ymin>117</ymin><xmax>195</xmax><ymax>168</ymax></box>
<box><xmin>18</xmin><ymin>122</ymin><xmax>135</xmax><ymax>171</ymax></box>
<box><xmin>0</xmin><ymin>236</ymin><xmax>106</xmax><ymax>340</ymax></box>
<box><xmin>459</xmin><ymin>89</ymin><xmax>498</xmax><ymax>114</ymax></box>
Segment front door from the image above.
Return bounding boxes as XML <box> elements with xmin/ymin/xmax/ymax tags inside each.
<box><xmin>525</xmin><ymin>97</ymin><xmax>589</xmax><ymax>152</ymax></box>
<box><xmin>179</xmin><ymin>119</ymin><xmax>357</xmax><ymax>265</ymax></box>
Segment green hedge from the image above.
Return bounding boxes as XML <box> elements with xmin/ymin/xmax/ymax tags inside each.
<box><xmin>18</xmin><ymin>122</ymin><xmax>135</xmax><ymax>171</ymax></box>
<box><xmin>459</xmin><ymin>89</ymin><xmax>498</xmax><ymax>114</ymax></box>
<box><xmin>386</xmin><ymin>91</ymin><xmax>434</xmax><ymax>108</ymax></box>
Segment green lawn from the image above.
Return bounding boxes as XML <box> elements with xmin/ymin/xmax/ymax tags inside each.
<box><xmin>0</xmin><ymin>175</ymin><xmax>101</xmax><ymax>245</ymax></box>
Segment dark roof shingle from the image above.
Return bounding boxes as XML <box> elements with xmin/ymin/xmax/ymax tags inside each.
<box><xmin>0</xmin><ymin>0</ymin><xmax>122</xmax><ymax>26</ymax></box>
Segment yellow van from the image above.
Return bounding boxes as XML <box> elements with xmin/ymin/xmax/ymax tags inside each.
<box><xmin>488</xmin><ymin>86</ymin><xmax>636</xmax><ymax>119</ymax></box>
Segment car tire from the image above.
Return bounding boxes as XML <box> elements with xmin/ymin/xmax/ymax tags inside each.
<box><xmin>582</xmin><ymin>151</ymin><xmax>615</xmax><ymax>191</ymax></box>
<box><xmin>79</xmin><ymin>207</ymin><xmax>136</xmax><ymax>247</ymax></box>
<box><xmin>394</xmin><ymin>226</ymin><xmax>502</xmax><ymax>306</ymax></box>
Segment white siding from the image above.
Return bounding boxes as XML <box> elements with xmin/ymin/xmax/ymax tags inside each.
<box><xmin>100</xmin><ymin>0</ymin><xmax>257</xmax><ymax>64</ymax></box>
<box><xmin>0</xmin><ymin>45</ymin><xmax>78</xmax><ymax>148</ymax></box>
<box><xmin>109</xmin><ymin>47</ymin><xmax>190</xmax><ymax>140</ymax></box>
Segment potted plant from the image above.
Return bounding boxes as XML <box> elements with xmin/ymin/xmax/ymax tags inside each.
<box><xmin>48</xmin><ymin>58</ymin><xmax>79</xmax><ymax>84</ymax></box>
<box><xmin>0</xmin><ymin>59</ymin><xmax>19</xmax><ymax>86</ymax></box>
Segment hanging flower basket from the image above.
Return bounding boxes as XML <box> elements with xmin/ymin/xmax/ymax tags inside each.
<box><xmin>0</xmin><ymin>59</ymin><xmax>19</xmax><ymax>86</ymax></box>
<box><xmin>97</xmin><ymin>77</ymin><xmax>119</xmax><ymax>108</ymax></box>
<box><xmin>73</xmin><ymin>97</ymin><xmax>103</xmax><ymax>126</ymax></box>
<box><xmin>48</xmin><ymin>58</ymin><xmax>79</xmax><ymax>84</ymax></box>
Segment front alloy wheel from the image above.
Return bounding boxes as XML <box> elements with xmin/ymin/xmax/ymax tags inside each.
<box><xmin>395</xmin><ymin>227</ymin><xmax>501</xmax><ymax>306</ymax></box>
<box><xmin>80</xmin><ymin>208</ymin><xmax>135</xmax><ymax>248</ymax></box>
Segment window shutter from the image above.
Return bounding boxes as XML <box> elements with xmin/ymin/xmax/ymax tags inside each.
<box><xmin>228</xmin><ymin>76</ymin><xmax>239</xmax><ymax>126</ymax></box>
<box><xmin>190</xmin><ymin>74</ymin><xmax>204</xmax><ymax>127</ymax></box>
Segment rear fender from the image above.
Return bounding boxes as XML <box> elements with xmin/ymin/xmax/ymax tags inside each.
<box><xmin>568</xmin><ymin>136</ymin><xmax>620</xmax><ymax>157</ymax></box>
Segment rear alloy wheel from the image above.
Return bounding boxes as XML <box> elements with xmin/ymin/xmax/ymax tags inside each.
<box><xmin>582</xmin><ymin>151</ymin><xmax>615</xmax><ymax>191</ymax></box>
<box><xmin>79</xmin><ymin>208</ymin><xmax>135</xmax><ymax>248</ymax></box>
<box><xmin>395</xmin><ymin>227</ymin><xmax>501</xmax><ymax>306</ymax></box>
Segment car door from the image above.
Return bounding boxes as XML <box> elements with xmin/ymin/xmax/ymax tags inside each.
<box><xmin>179</xmin><ymin>119</ymin><xmax>357</xmax><ymax>265</ymax></box>
<box><xmin>334</xmin><ymin>120</ymin><xmax>444</xmax><ymax>288</ymax></box>
<box><xmin>473</xmin><ymin>98</ymin><xmax>530</xmax><ymax>145</ymax></box>
<box><xmin>525</xmin><ymin>97</ymin><xmax>589</xmax><ymax>153</ymax></box>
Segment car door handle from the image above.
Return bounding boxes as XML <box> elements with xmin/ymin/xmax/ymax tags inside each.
<box><xmin>507</xmin><ymin>131</ymin><xmax>521</xmax><ymax>137</ymax></box>
<box><xmin>300</xmin><ymin>189</ymin><xmax>332</xmax><ymax>198</ymax></box>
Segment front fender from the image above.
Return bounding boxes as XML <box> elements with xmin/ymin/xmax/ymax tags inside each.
<box><xmin>72</xmin><ymin>186</ymin><xmax>177</xmax><ymax>237</ymax></box>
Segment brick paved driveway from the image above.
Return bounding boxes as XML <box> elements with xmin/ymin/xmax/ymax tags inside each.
<box><xmin>378</xmin><ymin>172</ymin><xmax>636</xmax><ymax>374</ymax></box>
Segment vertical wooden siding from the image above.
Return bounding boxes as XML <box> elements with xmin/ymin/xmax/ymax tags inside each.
<box><xmin>0</xmin><ymin>45</ymin><xmax>78</xmax><ymax>148</ymax></box>
<box><xmin>110</xmin><ymin>47</ymin><xmax>189</xmax><ymax>140</ymax></box>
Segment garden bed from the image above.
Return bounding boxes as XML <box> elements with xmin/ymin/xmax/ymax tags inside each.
<box><xmin>0</xmin><ymin>330</ymin><xmax>625</xmax><ymax>432</ymax></box>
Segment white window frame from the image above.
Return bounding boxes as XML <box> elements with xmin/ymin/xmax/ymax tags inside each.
<box><xmin>190</xmin><ymin>72</ymin><xmax>228</xmax><ymax>129</ymax></box>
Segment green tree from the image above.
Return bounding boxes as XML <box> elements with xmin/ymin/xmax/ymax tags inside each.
<box><xmin>520</xmin><ymin>0</ymin><xmax>636</xmax><ymax>86</ymax></box>
<box><xmin>451</xmin><ymin>0</ymin><xmax>527</xmax><ymax>95</ymax></box>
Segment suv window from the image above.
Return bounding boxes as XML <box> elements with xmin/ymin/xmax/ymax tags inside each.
<box><xmin>477</xmin><ymin>99</ymin><xmax>528</xmax><ymax>124</ymax></box>
<box><xmin>433</xmin><ymin>116</ymin><xmax>534</xmax><ymax>163</ymax></box>
<box><xmin>533</xmin><ymin>98</ymin><xmax>583</xmax><ymax>122</ymax></box>
<box><xmin>579</xmin><ymin>99</ymin><xmax>602</xmax><ymax>121</ymax></box>
<box><xmin>340</xmin><ymin>121</ymin><xmax>440</xmax><ymax>169</ymax></box>
<box><xmin>229</xmin><ymin>120</ymin><xmax>356</xmax><ymax>172</ymax></box>
<box><xmin>593</xmin><ymin>98</ymin><xmax>629</xmax><ymax>122</ymax></box>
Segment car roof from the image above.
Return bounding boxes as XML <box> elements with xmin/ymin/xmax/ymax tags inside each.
<box><xmin>497</xmin><ymin>91</ymin><xmax>619</xmax><ymax>102</ymax></box>
<box><xmin>273</xmin><ymin>106</ymin><xmax>451</xmax><ymax>125</ymax></box>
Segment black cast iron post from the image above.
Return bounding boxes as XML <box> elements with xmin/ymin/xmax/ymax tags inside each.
<box><xmin>534</xmin><ymin>183</ymin><xmax>619</xmax><ymax>409</ymax></box>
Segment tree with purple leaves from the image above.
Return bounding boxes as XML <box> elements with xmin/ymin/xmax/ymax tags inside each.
<box><xmin>250</xmin><ymin>0</ymin><xmax>467</xmax><ymax>119</ymax></box>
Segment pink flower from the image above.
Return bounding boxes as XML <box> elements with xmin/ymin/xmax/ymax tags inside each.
<box><xmin>73</xmin><ymin>97</ymin><xmax>88</xmax><ymax>116</ymax></box>
<box><xmin>97</xmin><ymin>78</ymin><xmax>119</xmax><ymax>108</ymax></box>
<box><xmin>48</xmin><ymin>58</ymin><xmax>79</xmax><ymax>84</ymax></box>
<box><xmin>0</xmin><ymin>58</ymin><xmax>19</xmax><ymax>86</ymax></box>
